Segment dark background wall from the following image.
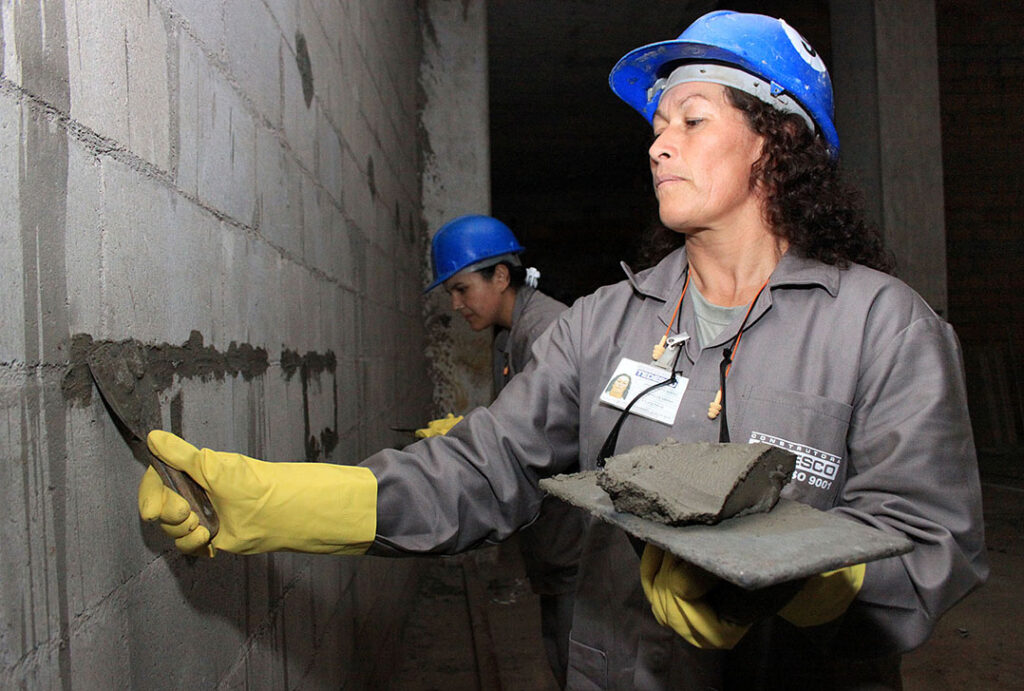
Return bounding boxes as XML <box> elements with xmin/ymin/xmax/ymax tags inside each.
<box><xmin>938</xmin><ymin>0</ymin><xmax>1024</xmax><ymax>477</ymax></box>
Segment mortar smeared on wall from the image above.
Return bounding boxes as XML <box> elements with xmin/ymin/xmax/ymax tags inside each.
<box><xmin>281</xmin><ymin>348</ymin><xmax>339</xmax><ymax>461</ymax></box>
<box><xmin>62</xmin><ymin>331</ymin><xmax>340</xmax><ymax>461</ymax></box>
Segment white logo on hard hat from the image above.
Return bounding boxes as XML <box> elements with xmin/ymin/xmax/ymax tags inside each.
<box><xmin>779</xmin><ymin>19</ymin><xmax>827</xmax><ymax>73</ymax></box>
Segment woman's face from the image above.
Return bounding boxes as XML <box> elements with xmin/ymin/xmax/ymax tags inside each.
<box><xmin>649</xmin><ymin>82</ymin><xmax>765</xmax><ymax>234</ymax></box>
<box><xmin>443</xmin><ymin>268</ymin><xmax>507</xmax><ymax>331</ymax></box>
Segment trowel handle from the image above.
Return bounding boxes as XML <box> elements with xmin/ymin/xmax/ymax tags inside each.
<box><xmin>146</xmin><ymin>447</ymin><xmax>220</xmax><ymax>538</ymax></box>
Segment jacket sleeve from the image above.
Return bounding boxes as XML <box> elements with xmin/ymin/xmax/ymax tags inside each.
<box><xmin>362</xmin><ymin>307</ymin><xmax>584</xmax><ymax>556</ymax></box>
<box><xmin>830</xmin><ymin>304</ymin><xmax>988</xmax><ymax>655</ymax></box>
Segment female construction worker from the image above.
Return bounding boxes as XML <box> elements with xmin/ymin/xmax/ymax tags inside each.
<box><xmin>418</xmin><ymin>214</ymin><xmax>585</xmax><ymax>688</ymax></box>
<box><xmin>138</xmin><ymin>10</ymin><xmax>987</xmax><ymax>689</ymax></box>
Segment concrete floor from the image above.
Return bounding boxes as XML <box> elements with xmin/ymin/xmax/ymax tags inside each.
<box><xmin>392</xmin><ymin>478</ymin><xmax>1023</xmax><ymax>690</ymax></box>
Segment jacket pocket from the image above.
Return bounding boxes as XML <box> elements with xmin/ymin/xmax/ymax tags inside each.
<box><xmin>566</xmin><ymin>638</ymin><xmax>608</xmax><ymax>690</ymax></box>
<box><xmin>732</xmin><ymin>386</ymin><xmax>853</xmax><ymax>508</ymax></box>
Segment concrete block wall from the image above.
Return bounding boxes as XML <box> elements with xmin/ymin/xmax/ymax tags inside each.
<box><xmin>0</xmin><ymin>0</ymin><xmax>488</xmax><ymax>688</ymax></box>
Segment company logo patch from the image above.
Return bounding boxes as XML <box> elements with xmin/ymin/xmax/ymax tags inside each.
<box><xmin>749</xmin><ymin>430</ymin><xmax>841</xmax><ymax>491</ymax></box>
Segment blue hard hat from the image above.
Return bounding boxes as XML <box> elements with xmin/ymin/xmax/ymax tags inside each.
<box><xmin>425</xmin><ymin>215</ymin><xmax>525</xmax><ymax>292</ymax></box>
<box><xmin>609</xmin><ymin>10</ymin><xmax>839</xmax><ymax>157</ymax></box>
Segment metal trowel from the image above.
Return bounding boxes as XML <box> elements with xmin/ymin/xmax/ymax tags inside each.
<box><xmin>87</xmin><ymin>341</ymin><xmax>219</xmax><ymax>538</ymax></box>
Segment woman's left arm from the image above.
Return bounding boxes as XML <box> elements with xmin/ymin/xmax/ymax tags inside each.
<box><xmin>831</xmin><ymin>312</ymin><xmax>988</xmax><ymax>655</ymax></box>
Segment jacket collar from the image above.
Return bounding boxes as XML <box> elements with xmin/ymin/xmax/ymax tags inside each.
<box><xmin>621</xmin><ymin>246</ymin><xmax>840</xmax><ymax>333</ymax></box>
<box><xmin>621</xmin><ymin>246</ymin><xmax>839</xmax><ymax>298</ymax></box>
<box><xmin>511</xmin><ymin>284</ymin><xmax>537</xmax><ymax>326</ymax></box>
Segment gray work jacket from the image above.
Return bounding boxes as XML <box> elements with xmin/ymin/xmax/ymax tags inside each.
<box><xmin>492</xmin><ymin>284</ymin><xmax>569</xmax><ymax>394</ymax></box>
<box><xmin>493</xmin><ymin>285</ymin><xmax>584</xmax><ymax>596</ymax></box>
<box><xmin>365</xmin><ymin>247</ymin><xmax>987</xmax><ymax>690</ymax></box>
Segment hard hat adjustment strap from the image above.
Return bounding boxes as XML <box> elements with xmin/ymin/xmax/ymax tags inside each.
<box><xmin>652</xmin><ymin>63</ymin><xmax>816</xmax><ymax>135</ymax></box>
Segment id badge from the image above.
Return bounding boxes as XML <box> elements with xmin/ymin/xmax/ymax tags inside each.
<box><xmin>599</xmin><ymin>358</ymin><xmax>688</xmax><ymax>425</ymax></box>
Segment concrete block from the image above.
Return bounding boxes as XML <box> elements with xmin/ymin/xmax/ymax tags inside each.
<box><xmin>281</xmin><ymin>570</ymin><xmax>317</xmax><ymax>684</ymax></box>
<box><xmin>65</xmin><ymin>0</ymin><xmax>130</xmax><ymax>147</ymax></box>
<box><xmin>64</xmin><ymin>144</ymin><xmax>105</xmax><ymax>339</ymax></box>
<box><xmin>168</xmin><ymin>0</ymin><xmax>226</xmax><ymax>56</ymax></box>
<box><xmin>318</xmin><ymin>283</ymin><xmax>343</xmax><ymax>356</ymax></box>
<box><xmin>233</xmin><ymin>597</ymin><xmax>287</xmax><ymax>690</ymax></box>
<box><xmin>265</xmin><ymin>364</ymin><xmax>312</xmax><ymax>460</ymax></box>
<box><xmin>174</xmin><ymin>33</ymin><xmax>203</xmax><ymax>198</ymax></box>
<box><xmin>63</xmin><ymin>0</ymin><xmax>172</xmax><ymax>170</ymax></box>
<box><xmin>211</xmin><ymin>229</ymin><xmax>248</xmax><ymax>345</ymax></box>
<box><xmin>300</xmin><ymin>170</ymin><xmax>330</xmax><ymax>276</ymax></box>
<box><xmin>0</xmin><ymin>94</ymin><xmax>24</xmax><ymax>362</ymax></box>
<box><xmin>210</xmin><ymin>227</ymin><xmax>283</xmax><ymax>350</ymax></box>
<box><xmin>161</xmin><ymin>370</ymin><xmax>218</xmax><ymax>448</ymax></box>
<box><xmin>372</xmin><ymin>175</ymin><xmax>402</xmax><ymax>257</ymax></box>
<box><xmin>341</xmin><ymin>147</ymin><xmax>374</xmax><ymax>238</ymax></box>
<box><xmin>98</xmin><ymin>158</ymin><xmax>216</xmax><ymax>344</ymax></box>
<box><xmin>273</xmin><ymin>261</ymin><xmax>305</xmax><ymax>355</ymax></box>
<box><xmin>66</xmin><ymin>588</ymin><xmax>132</xmax><ymax>690</ymax></box>
<box><xmin>332</xmin><ymin>348</ymin><xmax>359</xmax><ymax>411</ymax></box>
<box><xmin>299</xmin><ymin>267</ymin><xmax>326</xmax><ymax>353</ymax></box>
<box><xmin>296</xmin><ymin>8</ymin><xmax>337</xmax><ymax>107</ymax></box>
<box><xmin>126</xmin><ymin>1</ymin><xmax>172</xmax><ymax>171</ymax></box>
<box><xmin>281</xmin><ymin>39</ymin><xmax>318</xmax><ymax>174</ymax></box>
<box><xmin>340</xmin><ymin>219</ymin><xmax>367</xmax><ymax>294</ymax></box>
<box><xmin>338</xmin><ymin>287</ymin><xmax>360</xmax><ymax>357</ymax></box>
<box><xmin>347</xmin><ymin>71</ymin><xmax>377</xmax><ymax>170</ymax></box>
<box><xmin>125</xmin><ymin>556</ymin><xmax>245</xmax><ymax>688</ymax></box>
<box><xmin>0</xmin><ymin>373</ymin><xmax>30</xmax><ymax>664</ymax></box>
<box><xmin>334</xmin><ymin>17</ymin><xmax>363</xmax><ymax>133</ymax></box>
<box><xmin>371</xmin><ymin>244</ymin><xmax>398</xmax><ymax>309</ymax></box>
<box><xmin>315</xmin><ymin>116</ymin><xmax>344</xmax><ymax>209</ymax></box>
<box><xmin>265</xmin><ymin>0</ymin><xmax>301</xmax><ymax>49</ymax></box>
<box><xmin>224</xmin><ymin>0</ymin><xmax>284</xmax><ymax>126</ymax></box>
<box><xmin>321</xmin><ymin>205</ymin><xmax>350</xmax><ymax>288</ymax></box>
<box><xmin>66</xmin><ymin>404</ymin><xmax>153</xmax><ymax>606</ymax></box>
<box><xmin>254</xmin><ymin>126</ymin><xmax>304</xmax><ymax>259</ymax></box>
<box><xmin>175</xmin><ymin>37</ymin><xmax>257</xmax><ymax>225</ymax></box>
<box><xmin>0</xmin><ymin>370</ymin><xmax>68</xmax><ymax>680</ymax></box>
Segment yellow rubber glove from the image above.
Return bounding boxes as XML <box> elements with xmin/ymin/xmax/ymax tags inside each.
<box><xmin>138</xmin><ymin>430</ymin><xmax>377</xmax><ymax>557</ymax></box>
<box><xmin>640</xmin><ymin>545</ymin><xmax>751</xmax><ymax>649</ymax></box>
<box><xmin>778</xmin><ymin>563</ymin><xmax>866</xmax><ymax>627</ymax></box>
<box><xmin>414</xmin><ymin>413</ymin><xmax>463</xmax><ymax>438</ymax></box>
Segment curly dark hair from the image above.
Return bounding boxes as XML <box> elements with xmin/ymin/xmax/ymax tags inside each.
<box><xmin>637</xmin><ymin>86</ymin><xmax>894</xmax><ymax>274</ymax></box>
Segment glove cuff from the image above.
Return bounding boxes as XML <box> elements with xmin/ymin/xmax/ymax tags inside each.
<box><xmin>281</xmin><ymin>462</ymin><xmax>377</xmax><ymax>555</ymax></box>
<box><xmin>320</xmin><ymin>464</ymin><xmax>378</xmax><ymax>554</ymax></box>
<box><xmin>222</xmin><ymin>461</ymin><xmax>378</xmax><ymax>555</ymax></box>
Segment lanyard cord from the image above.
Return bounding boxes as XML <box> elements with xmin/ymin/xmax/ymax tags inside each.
<box><xmin>597</xmin><ymin>267</ymin><xmax>689</xmax><ymax>468</ymax></box>
<box><xmin>596</xmin><ymin>269</ymin><xmax>770</xmax><ymax>463</ymax></box>
<box><xmin>652</xmin><ymin>270</ymin><xmax>691</xmax><ymax>361</ymax></box>
<box><xmin>707</xmin><ymin>277</ymin><xmax>771</xmax><ymax>442</ymax></box>
<box><xmin>596</xmin><ymin>344</ymin><xmax>684</xmax><ymax>467</ymax></box>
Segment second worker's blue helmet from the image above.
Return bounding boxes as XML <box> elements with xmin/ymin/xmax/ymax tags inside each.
<box><xmin>425</xmin><ymin>215</ymin><xmax>525</xmax><ymax>292</ymax></box>
<box><xmin>609</xmin><ymin>10</ymin><xmax>839</xmax><ymax>158</ymax></box>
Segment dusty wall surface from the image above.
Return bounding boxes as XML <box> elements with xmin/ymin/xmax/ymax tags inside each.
<box><xmin>419</xmin><ymin>0</ymin><xmax>494</xmax><ymax>415</ymax></box>
<box><xmin>0</xmin><ymin>0</ymin><xmax>484</xmax><ymax>688</ymax></box>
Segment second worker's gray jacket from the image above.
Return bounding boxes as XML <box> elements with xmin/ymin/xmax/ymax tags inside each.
<box><xmin>365</xmin><ymin>246</ymin><xmax>987</xmax><ymax>690</ymax></box>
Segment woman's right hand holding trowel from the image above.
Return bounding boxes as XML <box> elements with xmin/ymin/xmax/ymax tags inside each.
<box><xmin>138</xmin><ymin>430</ymin><xmax>379</xmax><ymax>557</ymax></box>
